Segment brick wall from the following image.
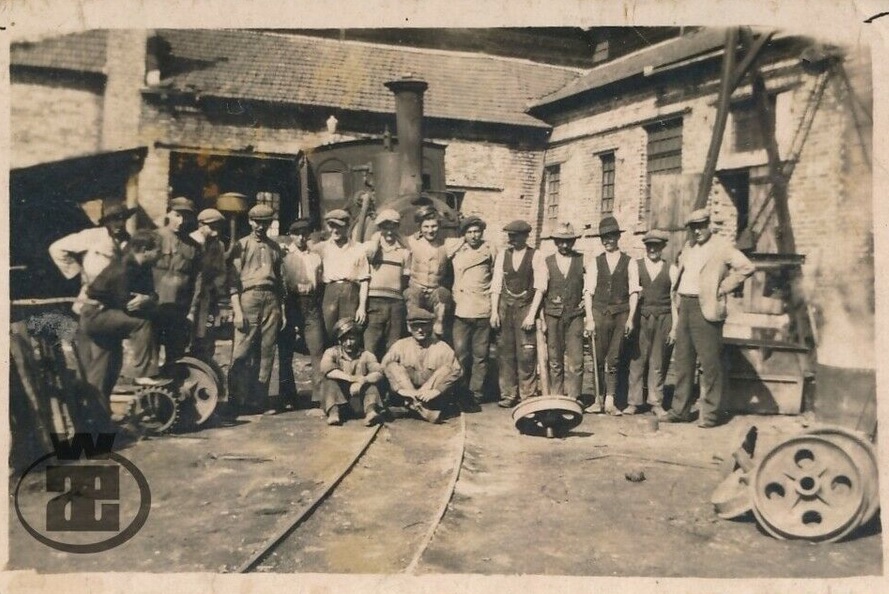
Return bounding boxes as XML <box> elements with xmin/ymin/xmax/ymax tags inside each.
<box><xmin>102</xmin><ymin>30</ymin><xmax>148</xmax><ymax>152</ymax></box>
<box><xmin>10</xmin><ymin>81</ymin><xmax>103</xmax><ymax>169</ymax></box>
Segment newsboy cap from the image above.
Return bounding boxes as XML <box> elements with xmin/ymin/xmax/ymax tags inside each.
<box><xmin>248</xmin><ymin>204</ymin><xmax>275</xmax><ymax>221</ymax></box>
<box><xmin>685</xmin><ymin>208</ymin><xmax>711</xmax><ymax>226</ymax></box>
<box><xmin>332</xmin><ymin>317</ymin><xmax>360</xmax><ymax>340</ymax></box>
<box><xmin>503</xmin><ymin>220</ymin><xmax>532</xmax><ymax>234</ymax></box>
<box><xmin>406</xmin><ymin>305</ymin><xmax>436</xmax><ymax>323</ymax></box>
<box><xmin>197</xmin><ymin>208</ymin><xmax>225</xmax><ymax>224</ymax></box>
<box><xmin>169</xmin><ymin>197</ymin><xmax>196</xmax><ymax>213</ymax></box>
<box><xmin>288</xmin><ymin>218</ymin><xmax>311</xmax><ymax>234</ymax></box>
<box><xmin>459</xmin><ymin>216</ymin><xmax>486</xmax><ymax>234</ymax></box>
<box><xmin>324</xmin><ymin>209</ymin><xmax>351</xmax><ymax>227</ymax></box>
<box><xmin>551</xmin><ymin>221</ymin><xmax>580</xmax><ymax>240</ymax></box>
<box><xmin>374</xmin><ymin>209</ymin><xmax>401</xmax><ymax>226</ymax></box>
<box><xmin>597</xmin><ymin>216</ymin><xmax>623</xmax><ymax>236</ymax></box>
<box><xmin>98</xmin><ymin>202</ymin><xmax>137</xmax><ymax>224</ymax></box>
<box><xmin>642</xmin><ymin>229</ymin><xmax>671</xmax><ymax>245</ymax></box>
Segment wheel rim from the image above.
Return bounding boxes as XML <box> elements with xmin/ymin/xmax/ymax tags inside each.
<box><xmin>171</xmin><ymin>356</ymin><xmax>223</xmax><ymax>425</ymax></box>
<box><xmin>512</xmin><ymin>395</ymin><xmax>583</xmax><ymax>438</ymax></box>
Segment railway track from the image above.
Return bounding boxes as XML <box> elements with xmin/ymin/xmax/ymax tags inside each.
<box><xmin>234</xmin><ymin>412</ymin><xmax>467</xmax><ymax>574</ymax></box>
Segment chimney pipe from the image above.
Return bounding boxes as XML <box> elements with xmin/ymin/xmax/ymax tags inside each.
<box><xmin>384</xmin><ymin>76</ymin><xmax>428</xmax><ymax>201</ymax></box>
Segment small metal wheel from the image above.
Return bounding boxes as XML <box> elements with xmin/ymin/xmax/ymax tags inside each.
<box><xmin>134</xmin><ymin>386</ymin><xmax>181</xmax><ymax>435</ymax></box>
<box><xmin>751</xmin><ymin>434</ymin><xmax>866</xmax><ymax>543</ymax></box>
<box><xmin>169</xmin><ymin>356</ymin><xmax>225</xmax><ymax>426</ymax></box>
<box><xmin>805</xmin><ymin>425</ymin><xmax>880</xmax><ymax>526</ymax></box>
<box><xmin>512</xmin><ymin>395</ymin><xmax>583</xmax><ymax>438</ymax></box>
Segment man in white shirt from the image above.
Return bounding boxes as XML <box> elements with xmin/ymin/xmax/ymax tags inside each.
<box><xmin>490</xmin><ymin>219</ymin><xmax>547</xmax><ymax>408</ymax></box>
<box><xmin>583</xmin><ymin>215</ymin><xmax>640</xmax><ymax>415</ymax></box>
<box><xmin>314</xmin><ymin>209</ymin><xmax>370</xmax><ymax>338</ymax></box>
<box><xmin>626</xmin><ymin>229</ymin><xmax>678</xmax><ymax>416</ymax></box>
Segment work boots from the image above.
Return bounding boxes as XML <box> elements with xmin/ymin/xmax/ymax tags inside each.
<box><xmin>584</xmin><ymin>394</ymin><xmax>605</xmax><ymax>414</ymax></box>
<box><xmin>604</xmin><ymin>394</ymin><xmax>622</xmax><ymax>416</ymax></box>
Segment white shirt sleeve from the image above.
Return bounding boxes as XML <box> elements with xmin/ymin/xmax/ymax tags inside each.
<box><xmin>627</xmin><ymin>254</ymin><xmax>641</xmax><ymax>294</ymax></box>
<box><xmin>490</xmin><ymin>250</ymin><xmax>506</xmax><ymax>295</ymax></box>
<box><xmin>584</xmin><ymin>254</ymin><xmax>598</xmax><ymax>296</ymax></box>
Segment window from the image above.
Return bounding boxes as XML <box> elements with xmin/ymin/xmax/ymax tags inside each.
<box><xmin>593</xmin><ymin>40</ymin><xmax>610</xmax><ymax>64</ymax></box>
<box><xmin>544</xmin><ymin>165</ymin><xmax>561</xmax><ymax>222</ymax></box>
<box><xmin>320</xmin><ymin>171</ymin><xmax>345</xmax><ymax>202</ymax></box>
<box><xmin>600</xmin><ymin>152</ymin><xmax>615</xmax><ymax>213</ymax></box>
<box><xmin>732</xmin><ymin>95</ymin><xmax>776</xmax><ymax>152</ymax></box>
<box><xmin>255</xmin><ymin>191</ymin><xmax>280</xmax><ymax>214</ymax></box>
<box><xmin>644</xmin><ymin>118</ymin><xmax>683</xmax><ymax>220</ymax></box>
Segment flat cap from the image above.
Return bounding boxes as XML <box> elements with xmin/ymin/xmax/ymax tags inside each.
<box><xmin>414</xmin><ymin>204</ymin><xmax>439</xmax><ymax>223</ymax></box>
<box><xmin>503</xmin><ymin>219</ymin><xmax>532</xmax><ymax>234</ymax></box>
<box><xmin>597</xmin><ymin>216</ymin><xmax>623</xmax><ymax>236</ymax></box>
<box><xmin>685</xmin><ymin>208</ymin><xmax>711</xmax><ymax>226</ymax></box>
<box><xmin>99</xmin><ymin>202</ymin><xmax>136</xmax><ymax>223</ymax></box>
<box><xmin>459</xmin><ymin>216</ymin><xmax>486</xmax><ymax>234</ymax></box>
<box><xmin>324</xmin><ymin>209</ymin><xmax>351</xmax><ymax>226</ymax></box>
<box><xmin>551</xmin><ymin>221</ymin><xmax>579</xmax><ymax>240</ymax></box>
<box><xmin>374</xmin><ymin>208</ymin><xmax>401</xmax><ymax>226</ymax></box>
<box><xmin>169</xmin><ymin>197</ymin><xmax>196</xmax><ymax>212</ymax></box>
<box><xmin>406</xmin><ymin>305</ymin><xmax>435</xmax><ymax>322</ymax></box>
<box><xmin>288</xmin><ymin>218</ymin><xmax>311</xmax><ymax>234</ymax></box>
<box><xmin>642</xmin><ymin>229</ymin><xmax>671</xmax><ymax>245</ymax></box>
<box><xmin>248</xmin><ymin>204</ymin><xmax>275</xmax><ymax>221</ymax></box>
<box><xmin>197</xmin><ymin>208</ymin><xmax>225</xmax><ymax>224</ymax></box>
<box><xmin>332</xmin><ymin>317</ymin><xmax>359</xmax><ymax>340</ymax></box>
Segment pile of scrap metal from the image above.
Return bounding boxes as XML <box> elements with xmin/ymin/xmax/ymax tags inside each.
<box><xmin>711</xmin><ymin>424</ymin><xmax>879</xmax><ymax>543</ymax></box>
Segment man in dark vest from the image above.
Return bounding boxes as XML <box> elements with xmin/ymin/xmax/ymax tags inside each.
<box><xmin>583</xmin><ymin>215</ymin><xmax>640</xmax><ymax>415</ymax></box>
<box><xmin>541</xmin><ymin>222</ymin><xmax>587</xmax><ymax>401</ymax></box>
<box><xmin>490</xmin><ymin>219</ymin><xmax>547</xmax><ymax>408</ymax></box>
<box><xmin>626</xmin><ymin>229</ymin><xmax>678</xmax><ymax>416</ymax></box>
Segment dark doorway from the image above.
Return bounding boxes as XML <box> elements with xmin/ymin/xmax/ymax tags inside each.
<box><xmin>717</xmin><ymin>169</ymin><xmax>750</xmax><ymax>240</ymax></box>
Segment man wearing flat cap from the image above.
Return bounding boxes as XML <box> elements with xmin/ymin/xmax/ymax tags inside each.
<box><xmin>446</xmin><ymin>216</ymin><xmax>497</xmax><ymax>404</ymax></box>
<box><xmin>541</xmin><ymin>222</ymin><xmax>587</xmax><ymax>402</ymax></box>
<box><xmin>583</xmin><ymin>215</ymin><xmax>640</xmax><ymax>415</ymax></box>
<box><xmin>626</xmin><ymin>229</ymin><xmax>678</xmax><ymax>416</ymax></box>
<box><xmin>662</xmin><ymin>208</ymin><xmax>754</xmax><ymax>428</ymax></box>
<box><xmin>381</xmin><ymin>306</ymin><xmax>463</xmax><ymax>423</ymax></box>
<box><xmin>228</xmin><ymin>203</ymin><xmax>285</xmax><ymax>414</ymax></box>
<box><xmin>188</xmin><ymin>208</ymin><xmax>228</xmax><ymax>360</ymax></box>
<box><xmin>278</xmin><ymin>218</ymin><xmax>325</xmax><ymax>406</ymax></box>
<box><xmin>313</xmin><ymin>208</ymin><xmax>371</xmax><ymax>338</ymax></box>
<box><xmin>405</xmin><ymin>205</ymin><xmax>452</xmax><ymax>337</ymax></box>
<box><xmin>318</xmin><ymin>318</ymin><xmax>385</xmax><ymax>427</ymax></box>
<box><xmin>153</xmin><ymin>196</ymin><xmax>202</xmax><ymax>363</ymax></box>
<box><xmin>362</xmin><ymin>209</ymin><xmax>411</xmax><ymax>360</ymax></box>
<box><xmin>490</xmin><ymin>219</ymin><xmax>547</xmax><ymax>408</ymax></box>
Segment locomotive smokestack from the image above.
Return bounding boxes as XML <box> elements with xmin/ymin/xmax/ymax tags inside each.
<box><xmin>384</xmin><ymin>76</ymin><xmax>428</xmax><ymax>202</ymax></box>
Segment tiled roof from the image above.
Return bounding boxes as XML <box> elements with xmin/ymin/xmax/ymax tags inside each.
<box><xmin>10</xmin><ymin>30</ymin><xmax>109</xmax><ymax>74</ymax></box>
<box><xmin>531</xmin><ymin>28</ymin><xmax>728</xmax><ymax>109</ymax></box>
<box><xmin>154</xmin><ymin>29</ymin><xmax>581</xmax><ymax>128</ymax></box>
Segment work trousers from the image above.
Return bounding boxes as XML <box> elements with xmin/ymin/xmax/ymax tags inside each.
<box><xmin>154</xmin><ymin>303</ymin><xmax>191</xmax><ymax>364</ymax></box>
<box><xmin>319</xmin><ymin>377</ymin><xmax>383</xmax><ymax>416</ymax></box>
<box><xmin>364</xmin><ymin>296</ymin><xmax>406</xmax><ymax>361</ymax></box>
<box><xmin>229</xmin><ymin>288</ymin><xmax>280</xmax><ymax>411</ymax></box>
<box><xmin>592</xmin><ymin>308</ymin><xmax>629</xmax><ymax>397</ymax></box>
<box><xmin>403</xmin><ymin>283</ymin><xmax>452</xmax><ymax>312</ymax></box>
<box><xmin>453</xmin><ymin>316</ymin><xmax>491</xmax><ymax>395</ymax></box>
<box><xmin>498</xmin><ymin>296</ymin><xmax>537</xmax><ymax>400</ymax></box>
<box><xmin>322</xmin><ymin>281</ymin><xmax>359</xmax><ymax>341</ymax></box>
<box><xmin>670</xmin><ymin>296</ymin><xmax>724</xmax><ymax>424</ymax></box>
<box><xmin>278</xmin><ymin>293</ymin><xmax>326</xmax><ymax>402</ymax></box>
<box><xmin>628</xmin><ymin>311</ymin><xmax>673</xmax><ymax>407</ymax></box>
<box><xmin>544</xmin><ymin>313</ymin><xmax>585</xmax><ymax>399</ymax></box>
<box><xmin>81</xmin><ymin>304</ymin><xmax>159</xmax><ymax>399</ymax></box>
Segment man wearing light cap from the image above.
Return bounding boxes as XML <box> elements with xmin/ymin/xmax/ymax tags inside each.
<box><xmin>188</xmin><ymin>208</ymin><xmax>228</xmax><ymax>360</ymax></box>
<box><xmin>319</xmin><ymin>317</ymin><xmax>385</xmax><ymax>426</ymax></box>
<box><xmin>663</xmin><ymin>208</ymin><xmax>754</xmax><ymax>428</ymax></box>
<box><xmin>313</xmin><ymin>208</ymin><xmax>371</xmax><ymax>337</ymax></box>
<box><xmin>626</xmin><ymin>229</ymin><xmax>678</xmax><ymax>416</ymax></box>
<box><xmin>405</xmin><ymin>205</ymin><xmax>452</xmax><ymax>337</ymax></box>
<box><xmin>153</xmin><ymin>196</ymin><xmax>202</xmax><ymax>363</ymax></box>
<box><xmin>490</xmin><ymin>219</ymin><xmax>547</xmax><ymax>408</ymax></box>
<box><xmin>381</xmin><ymin>306</ymin><xmax>463</xmax><ymax>423</ymax></box>
<box><xmin>446</xmin><ymin>215</ymin><xmax>497</xmax><ymax>404</ymax></box>
<box><xmin>278</xmin><ymin>218</ymin><xmax>325</xmax><ymax>407</ymax></box>
<box><xmin>228</xmin><ymin>203</ymin><xmax>285</xmax><ymax>414</ymax></box>
<box><xmin>362</xmin><ymin>208</ymin><xmax>411</xmax><ymax>360</ymax></box>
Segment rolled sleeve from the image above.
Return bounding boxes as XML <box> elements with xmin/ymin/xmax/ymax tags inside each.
<box><xmin>583</xmin><ymin>255</ymin><xmax>598</xmax><ymax>295</ymax></box>
<box><xmin>490</xmin><ymin>251</ymin><xmax>506</xmax><ymax>295</ymax></box>
<box><xmin>531</xmin><ymin>251</ymin><xmax>548</xmax><ymax>292</ymax></box>
<box><xmin>627</xmin><ymin>257</ymin><xmax>641</xmax><ymax>294</ymax></box>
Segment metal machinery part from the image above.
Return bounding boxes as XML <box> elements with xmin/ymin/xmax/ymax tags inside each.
<box><xmin>170</xmin><ymin>356</ymin><xmax>226</xmax><ymax>426</ymax></box>
<box><xmin>512</xmin><ymin>395</ymin><xmax>583</xmax><ymax>439</ymax></box>
<box><xmin>711</xmin><ymin>467</ymin><xmax>753</xmax><ymax>520</ymax></box>
<box><xmin>133</xmin><ymin>385</ymin><xmax>180</xmax><ymax>434</ymax></box>
<box><xmin>751</xmin><ymin>434</ymin><xmax>867</xmax><ymax>543</ymax></box>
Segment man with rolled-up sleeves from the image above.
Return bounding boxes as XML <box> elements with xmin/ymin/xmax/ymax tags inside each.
<box><xmin>314</xmin><ymin>209</ymin><xmax>370</xmax><ymax>338</ymax></box>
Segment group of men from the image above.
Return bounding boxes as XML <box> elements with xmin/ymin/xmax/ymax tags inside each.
<box><xmin>50</xmin><ymin>192</ymin><xmax>755</xmax><ymax>431</ymax></box>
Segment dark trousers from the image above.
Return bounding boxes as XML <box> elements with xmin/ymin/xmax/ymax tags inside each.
<box><xmin>628</xmin><ymin>312</ymin><xmax>673</xmax><ymax>407</ymax></box>
<box><xmin>403</xmin><ymin>283</ymin><xmax>452</xmax><ymax>311</ymax></box>
<box><xmin>498</xmin><ymin>296</ymin><xmax>537</xmax><ymax>400</ymax></box>
<box><xmin>545</xmin><ymin>313</ymin><xmax>584</xmax><ymax>399</ymax></box>
<box><xmin>322</xmin><ymin>281</ymin><xmax>359</xmax><ymax>341</ymax></box>
<box><xmin>671</xmin><ymin>296</ymin><xmax>724</xmax><ymax>424</ymax></box>
<box><xmin>81</xmin><ymin>304</ymin><xmax>159</xmax><ymax>399</ymax></box>
<box><xmin>319</xmin><ymin>377</ymin><xmax>383</xmax><ymax>416</ymax></box>
<box><xmin>154</xmin><ymin>303</ymin><xmax>191</xmax><ymax>363</ymax></box>
<box><xmin>278</xmin><ymin>293</ymin><xmax>326</xmax><ymax>402</ymax></box>
<box><xmin>453</xmin><ymin>316</ymin><xmax>491</xmax><ymax>395</ymax></box>
<box><xmin>229</xmin><ymin>288</ymin><xmax>280</xmax><ymax>410</ymax></box>
<box><xmin>364</xmin><ymin>296</ymin><xmax>406</xmax><ymax>361</ymax></box>
<box><xmin>592</xmin><ymin>308</ymin><xmax>628</xmax><ymax>397</ymax></box>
